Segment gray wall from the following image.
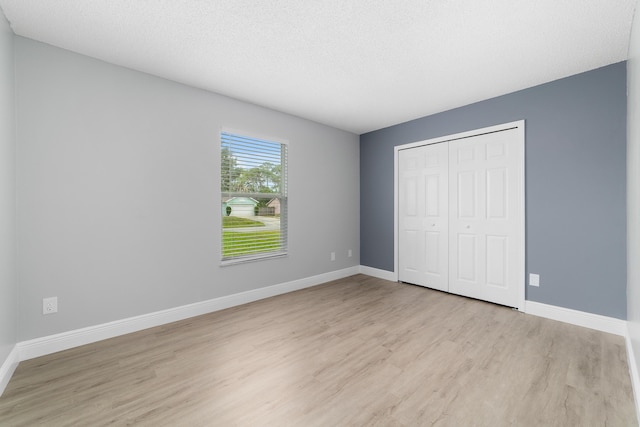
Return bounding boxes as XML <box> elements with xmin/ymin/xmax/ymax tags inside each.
<box><xmin>627</xmin><ymin>0</ymin><xmax>640</xmax><ymax>397</ymax></box>
<box><xmin>361</xmin><ymin>62</ymin><xmax>627</xmax><ymax>319</ymax></box>
<box><xmin>15</xmin><ymin>37</ymin><xmax>360</xmax><ymax>341</ymax></box>
<box><xmin>0</xmin><ymin>10</ymin><xmax>16</xmax><ymax>366</ymax></box>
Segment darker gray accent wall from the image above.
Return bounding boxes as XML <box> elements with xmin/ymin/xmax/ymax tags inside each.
<box><xmin>360</xmin><ymin>62</ymin><xmax>627</xmax><ymax>319</ymax></box>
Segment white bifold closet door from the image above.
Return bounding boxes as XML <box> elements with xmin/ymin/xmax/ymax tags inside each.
<box><xmin>398</xmin><ymin>126</ymin><xmax>523</xmax><ymax>308</ymax></box>
<box><xmin>398</xmin><ymin>142</ymin><xmax>449</xmax><ymax>292</ymax></box>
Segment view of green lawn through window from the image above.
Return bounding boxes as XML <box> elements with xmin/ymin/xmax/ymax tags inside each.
<box><xmin>221</xmin><ymin>209</ymin><xmax>282</xmax><ymax>257</ymax></box>
<box><xmin>221</xmin><ymin>132</ymin><xmax>287</xmax><ymax>262</ymax></box>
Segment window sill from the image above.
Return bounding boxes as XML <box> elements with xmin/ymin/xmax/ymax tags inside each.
<box><xmin>220</xmin><ymin>252</ymin><xmax>288</xmax><ymax>267</ymax></box>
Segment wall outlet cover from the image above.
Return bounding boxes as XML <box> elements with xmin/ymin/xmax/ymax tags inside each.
<box><xmin>529</xmin><ymin>274</ymin><xmax>540</xmax><ymax>287</ymax></box>
<box><xmin>43</xmin><ymin>297</ymin><xmax>58</xmax><ymax>314</ymax></box>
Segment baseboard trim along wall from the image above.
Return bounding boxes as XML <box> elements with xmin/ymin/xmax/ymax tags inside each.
<box><xmin>359</xmin><ymin>265</ymin><xmax>397</xmax><ymax>282</ymax></box>
<box><xmin>525</xmin><ymin>300</ymin><xmax>627</xmax><ymax>336</ymax></box>
<box><xmin>16</xmin><ymin>266</ymin><xmax>360</xmax><ymax>362</ymax></box>
<box><xmin>2</xmin><ymin>267</ymin><xmax>635</xmax><ymax>402</ymax></box>
<box><xmin>358</xmin><ymin>268</ymin><xmax>629</xmax><ymax>337</ymax></box>
<box><xmin>0</xmin><ymin>346</ymin><xmax>19</xmax><ymax>396</ymax></box>
<box><xmin>626</xmin><ymin>326</ymin><xmax>640</xmax><ymax>423</ymax></box>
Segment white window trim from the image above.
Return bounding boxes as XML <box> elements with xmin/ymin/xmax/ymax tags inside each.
<box><xmin>220</xmin><ymin>128</ymin><xmax>289</xmax><ymax>265</ymax></box>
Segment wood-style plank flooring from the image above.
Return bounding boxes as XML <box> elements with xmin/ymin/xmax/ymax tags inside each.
<box><xmin>0</xmin><ymin>274</ymin><xmax>637</xmax><ymax>426</ymax></box>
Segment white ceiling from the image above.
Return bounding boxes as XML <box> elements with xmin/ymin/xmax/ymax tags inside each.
<box><xmin>0</xmin><ymin>1</ymin><xmax>636</xmax><ymax>134</ymax></box>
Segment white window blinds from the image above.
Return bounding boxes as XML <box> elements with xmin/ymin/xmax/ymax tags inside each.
<box><xmin>221</xmin><ymin>131</ymin><xmax>288</xmax><ymax>263</ymax></box>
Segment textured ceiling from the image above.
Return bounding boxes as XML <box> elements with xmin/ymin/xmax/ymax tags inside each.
<box><xmin>0</xmin><ymin>0</ymin><xmax>636</xmax><ymax>134</ymax></box>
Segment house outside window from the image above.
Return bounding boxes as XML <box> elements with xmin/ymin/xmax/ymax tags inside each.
<box><xmin>221</xmin><ymin>131</ymin><xmax>288</xmax><ymax>264</ymax></box>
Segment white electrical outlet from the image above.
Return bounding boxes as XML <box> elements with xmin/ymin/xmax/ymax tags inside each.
<box><xmin>330</xmin><ymin>252</ymin><xmax>336</xmax><ymax>261</ymax></box>
<box><xmin>529</xmin><ymin>274</ymin><xmax>540</xmax><ymax>287</ymax></box>
<box><xmin>348</xmin><ymin>249</ymin><xmax>353</xmax><ymax>258</ymax></box>
<box><xmin>43</xmin><ymin>297</ymin><xmax>58</xmax><ymax>314</ymax></box>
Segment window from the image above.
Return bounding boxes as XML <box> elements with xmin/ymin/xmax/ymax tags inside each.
<box><xmin>221</xmin><ymin>131</ymin><xmax>288</xmax><ymax>264</ymax></box>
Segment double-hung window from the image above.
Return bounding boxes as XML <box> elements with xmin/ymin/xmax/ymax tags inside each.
<box><xmin>221</xmin><ymin>131</ymin><xmax>288</xmax><ymax>264</ymax></box>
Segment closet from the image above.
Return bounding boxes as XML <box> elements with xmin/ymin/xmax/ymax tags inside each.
<box><xmin>397</xmin><ymin>122</ymin><xmax>524</xmax><ymax>309</ymax></box>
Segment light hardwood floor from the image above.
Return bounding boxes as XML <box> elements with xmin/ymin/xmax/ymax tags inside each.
<box><xmin>0</xmin><ymin>274</ymin><xmax>637</xmax><ymax>426</ymax></box>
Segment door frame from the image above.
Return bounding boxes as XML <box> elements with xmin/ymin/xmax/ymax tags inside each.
<box><xmin>394</xmin><ymin>120</ymin><xmax>526</xmax><ymax>311</ymax></box>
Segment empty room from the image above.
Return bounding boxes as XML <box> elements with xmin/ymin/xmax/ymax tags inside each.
<box><xmin>1</xmin><ymin>1</ymin><xmax>640</xmax><ymax>425</ymax></box>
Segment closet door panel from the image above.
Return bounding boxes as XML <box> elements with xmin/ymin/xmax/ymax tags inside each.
<box><xmin>449</xmin><ymin>129</ymin><xmax>522</xmax><ymax>307</ymax></box>
<box><xmin>398</xmin><ymin>143</ymin><xmax>449</xmax><ymax>292</ymax></box>
<box><xmin>457</xmin><ymin>233</ymin><xmax>478</xmax><ymax>283</ymax></box>
<box><xmin>486</xmin><ymin>235</ymin><xmax>508</xmax><ymax>288</ymax></box>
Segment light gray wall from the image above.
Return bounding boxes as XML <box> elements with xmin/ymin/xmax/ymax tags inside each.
<box><xmin>627</xmin><ymin>0</ymin><xmax>640</xmax><ymax>400</ymax></box>
<box><xmin>0</xmin><ymin>10</ymin><xmax>16</xmax><ymax>365</ymax></box>
<box><xmin>361</xmin><ymin>62</ymin><xmax>627</xmax><ymax>319</ymax></box>
<box><xmin>15</xmin><ymin>37</ymin><xmax>360</xmax><ymax>341</ymax></box>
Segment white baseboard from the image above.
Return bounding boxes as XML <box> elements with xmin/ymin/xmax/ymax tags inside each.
<box><xmin>359</xmin><ymin>265</ymin><xmax>396</xmax><ymax>282</ymax></box>
<box><xmin>525</xmin><ymin>301</ymin><xmax>627</xmax><ymax>336</ymax></box>
<box><xmin>520</xmin><ymin>302</ymin><xmax>638</xmax><ymax>418</ymax></box>
<box><xmin>5</xmin><ymin>267</ymin><xmax>633</xmax><ymax>404</ymax></box>
<box><xmin>0</xmin><ymin>345</ymin><xmax>19</xmax><ymax>396</ymax></box>
<box><xmin>627</xmin><ymin>324</ymin><xmax>640</xmax><ymax>423</ymax></box>
<box><xmin>17</xmin><ymin>266</ymin><xmax>360</xmax><ymax>362</ymax></box>
<box><xmin>355</xmin><ymin>270</ymin><xmax>627</xmax><ymax>336</ymax></box>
